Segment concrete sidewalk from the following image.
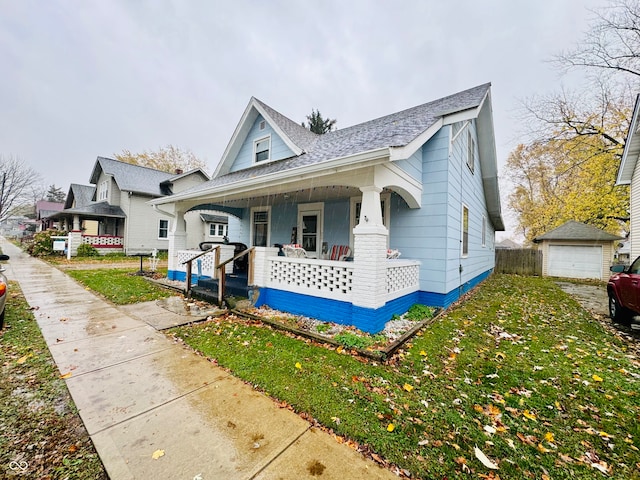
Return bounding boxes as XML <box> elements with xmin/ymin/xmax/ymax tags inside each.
<box><xmin>1</xmin><ymin>239</ymin><xmax>396</xmax><ymax>480</ymax></box>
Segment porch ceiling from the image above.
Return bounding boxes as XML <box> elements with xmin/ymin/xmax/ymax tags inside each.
<box><xmin>158</xmin><ymin>160</ymin><xmax>421</xmax><ymax>213</ymax></box>
<box><xmin>183</xmin><ymin>184</ymin><xmax>364</xmax><ymax>211</ymax></box>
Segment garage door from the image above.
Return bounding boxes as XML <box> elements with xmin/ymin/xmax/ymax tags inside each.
<box><xmin>547</xmin><ymin>245</ymin><xmax>602</xmax><ymax>279</ymax></box>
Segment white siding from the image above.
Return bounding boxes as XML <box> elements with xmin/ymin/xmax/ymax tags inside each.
<box><xmin>631</xmin><ymin>158</ymin><xmax>640</xmax><ymax>260</ymax></box>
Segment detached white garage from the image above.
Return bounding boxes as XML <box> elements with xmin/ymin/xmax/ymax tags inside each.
<box><xmin>534</xmin><ymin>221</ymin><xmax>623</xmax><ymax>282</ymax></box>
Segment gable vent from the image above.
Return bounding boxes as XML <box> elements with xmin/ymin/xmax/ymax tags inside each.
<box><xmin>259</xmin><ymin>121</ymin><xmax>266</xmax><ymax>130</ymax></box>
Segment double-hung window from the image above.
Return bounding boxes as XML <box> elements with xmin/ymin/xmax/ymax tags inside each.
<box><xmin>462</xmin><ymin>206</ymin><xmax>469</xmax><ymax>257</ymax></box>
<box><xmin>254</xmin><ymin>136</ymin><xmax>270</xmax><ymax>162</ymax></box>
<box><xmin>467</xmin><ymin>130</ymin><xmax>475</xmax><ymax>173</ymax></box>
<box><xmin>98</xmin><ymin>180</ymin><xmax>109</xmax><ymax>201</ymax></box>
<box><xmin>158</xmin><ymin>219</ymin><xmax>169</xmax><ymax>239</ymax></box>
<box><xmin>209</xmin><ymin>223</ymin><xmax>228</xmax><ymax>237</ymax></box>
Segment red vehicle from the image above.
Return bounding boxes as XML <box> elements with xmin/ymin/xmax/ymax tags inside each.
<box><xmin>608</xmin><ymin>258</ymin><xmax>640</xmax><ymax>325</ymax></box>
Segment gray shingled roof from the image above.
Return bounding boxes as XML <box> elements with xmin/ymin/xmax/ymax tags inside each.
<box><xmin>51</xmin><ymin>202</ymin><xmax>126</xmax><ymax>219</ymax></box>
<box><xmin>90</xmin><ymin>157</ymin><xmax>176</xmax><ymax>197</ymax></box>
<box><xmin>254</xmin><ymin>98</ymin><xmax>319</xmax><ymax>153</ymax></box>
<box><xmin>65</xmin><ymin>184</ymin><xmax>95</xmax><ymax>209</ymax></box>
<box><xmin>534</xmin><ymin>221</ymin><xmax>623</xmax><ymax>242</ymax></box>
<box><xmin>180</xmin><ymin>83</ymin><xmax>491</xmax><ymax>195</ymax></box>
<box><xmin>200</xmin><ymin>213</ymin><xmax>228</xmax><ymax>223</ymax></box>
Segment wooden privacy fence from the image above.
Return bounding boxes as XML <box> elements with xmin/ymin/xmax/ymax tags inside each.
<box><xmin>495</xmin><ymin>248</ymin><xmax>542</xmax><ymax>276</ymax></box>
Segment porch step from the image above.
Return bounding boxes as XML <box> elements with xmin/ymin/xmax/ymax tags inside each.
<box><xmin>194</xmin><ymin>274</ymin><xmax>249</xmax><ymax>302</ymax></box>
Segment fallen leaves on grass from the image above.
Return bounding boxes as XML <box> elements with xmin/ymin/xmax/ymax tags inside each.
<box><xmin>474</xmin><ymin>446</ymin><xmax>499</xmax><ymax>470</ymax></box>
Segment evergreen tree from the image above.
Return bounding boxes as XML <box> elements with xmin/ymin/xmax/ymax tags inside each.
<box><xmin>46</xmin><ymin>184</ymin><xmax>65</xmax><ymax>202</ymax></box>
<box><xmin>302</xmin><ymin>109</ymin><xmax>337</xmax><ymax>134</ymax></box>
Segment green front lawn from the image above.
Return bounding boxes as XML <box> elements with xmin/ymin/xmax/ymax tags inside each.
<box><xmin>66</xmin><ymin>268</ymin><xmax>173</xmax><ymax>304</ymax></box>
<box><xmin>170</xmin><ymin>275</ymin><xmax>640</xmax><ymax>479</ymax></box>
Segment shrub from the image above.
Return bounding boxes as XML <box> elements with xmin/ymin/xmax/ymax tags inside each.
<box><xmin>405</xmin><ymin>304</ymin><xmax>436</xmax><ymax>321</ymax></box>
<box><xmin>27</xmin><ymin>230</ymin><xmax>67</xmax><ymax>257</ymax></box>
<box><xmin>76</xmin><ymin>243</ymin><xmax>99</xmax><ymax>257</ymax></box>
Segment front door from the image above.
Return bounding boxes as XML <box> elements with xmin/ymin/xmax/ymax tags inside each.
<box><xmin>297</xmin><ymin>203</ymin><xmax>323</xmax><ymax>258</ymax></box>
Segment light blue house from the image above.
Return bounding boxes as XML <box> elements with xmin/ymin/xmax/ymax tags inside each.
<box><xmin>151</xmin><ymin>83</ymin><xmax>504</xmax><ymax>333</ymax></box>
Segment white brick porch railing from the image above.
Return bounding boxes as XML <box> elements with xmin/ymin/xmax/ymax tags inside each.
<box><xmin>385</xmin><ymin>259</ymin><xmax>420</xmax><ymax>301</ymax></box>
<box><xmin>267</xmin><ymin>257</ymin><xmax>355</xmax><ymax>301</ymax></box>
<box><xmin>260</xmin><ymin>254</ymin><xmax>420</xmax><ymax>303</ymax></box>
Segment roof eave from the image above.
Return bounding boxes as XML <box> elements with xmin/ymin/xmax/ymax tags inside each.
<box><xmin>151</xmin><ymin>147</ymin><xmax>392</xmax><ymax>206</ymax></box>
<box><xmin>617</xmin><ymin>93</ymin><xmax>640</xmax><ymax>185</ymax></box>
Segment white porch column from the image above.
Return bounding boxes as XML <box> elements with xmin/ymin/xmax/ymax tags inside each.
<box><xmin>73</xmin><ymin>215</ymin><xmax>81</xmax><ymax>231</ymax></box>
<box><xmin>168</xmin><ymin>210</ymin><xmax>187</xmax><ymax>274</ymax></box>
<box><xmin>352</xmin><ymin>186</ymin><xmax>388</xmax><ymax>309</ymax></box>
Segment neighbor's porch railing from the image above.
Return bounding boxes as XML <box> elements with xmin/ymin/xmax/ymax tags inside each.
<box><xmin>81</xmin><ymin>234</ymin><xmax>124</xmax><ymax>249</ymax></box>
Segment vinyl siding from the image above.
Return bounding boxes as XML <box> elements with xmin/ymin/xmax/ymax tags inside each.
<box><xmin>171</xmin><ymin>173</ymin><xmax>208</xmax><ymax>194</ymax></box>
<box><xmin>389</xmin><ymin>122</ymin><xmax>495</xmax><ymax>295</ymax></box>
<box><xmin>395</xmin><ymin>148</ymin><xmax>422</xmax><ymax>182</ymax></box>
<box><xmin>230</xmin><ymin>115</ymin><xmax>296</xmax><ymax>172</ymax></box>
<box><xmin>631</xmin><ymin>158</ymin><xmax>640</xmax><ymax>260</ymax></box>
<box><xmin>120</xmin><ymin>193</ymin><xmax>172</xmax><ymax>253</ymax></box>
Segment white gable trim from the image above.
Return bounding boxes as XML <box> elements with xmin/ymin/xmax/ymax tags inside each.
<box><xmin>618</xmin><ymin>93</ymin><xmax>640</xmax><ymax>185</ymax></box>
<box><xmin>214</xmin><ymin>98</ymin><xmax>304</xmax><ymax>178</ymax></box>
<box><xmin>389</xmin><ymin>118</ymin><xmax>444</xmax><ymax>161</ymax></box>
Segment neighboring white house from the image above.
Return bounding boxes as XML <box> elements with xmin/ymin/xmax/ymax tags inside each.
<box><xmin>150</xmin><ymin>83</ymin><xmax>505</xmax><ymax>333</ymax></box>
<box><xmin>51</xmin><ymin>157</ymin><xmax>210</xmax><ymax>255</ymax></box>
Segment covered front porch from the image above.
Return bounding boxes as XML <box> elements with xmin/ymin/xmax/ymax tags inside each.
<box><xmin>156</xmin><ymin>162</ymin><xmax>424</xmax><ymax>333</ymax></box>
<box><xmin>52</xmin><ymin>207</ymin><xmax>125</xmax><ymax>256</ymax></box>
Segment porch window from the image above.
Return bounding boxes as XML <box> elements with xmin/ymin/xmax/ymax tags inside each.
<box><xmin>467</xmin><ymin>130</ymin><xmax>475</xmax><ymax>173</ymax></box>
<box><xmin>254</xmin><ymin>136</ymin><xmax>271</xmax><ymax>162</ymax></box>
<box><xmin>209</xmin><ymin>223</ymin><xmax>228</xmax><ymax>237</ymax></box>
<box><xmin>251</xmin><ymin>208</ymin><xmax>270</xmax><ymax>247</ymax></box>
<box><xmin>158</xmin><ymin>219</ymin><xmax>169</xmax><ymax>239</ymax></box>
<box><xmin>462</xmin><ymin>205</ymin><xmax>469</xmax><ymax>257</ymax></box>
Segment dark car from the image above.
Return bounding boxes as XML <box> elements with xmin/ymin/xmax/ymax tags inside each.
<box><xmin>607</xmin><ymin>257</ymin><xmax>640</xmax><ymax>324</ymax></box>
<box><xmin>0</xmin><ymin>254</ymin><xmax>10</xmax><ymax>329</ymax></box>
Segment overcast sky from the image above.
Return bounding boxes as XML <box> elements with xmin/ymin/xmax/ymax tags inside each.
<box><xmin>0</xmin><ymin>0</ymin><xmax>613</xmax><ymax>236</ymax></box>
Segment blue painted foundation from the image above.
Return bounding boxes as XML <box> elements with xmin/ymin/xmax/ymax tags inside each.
<box><xmin>169</xmin><ymin>268</ymin><xmax>493</xmax><ymax>333</ymax></box>
<box><xmin>254</xmin><ymin>269</ymin><xmax>493</xmax><ymax>333</ymax></box>
<box><xmin>168</xmin><ymin>270</ymin><xmax>210</xmax><ymax>284</ymax></box>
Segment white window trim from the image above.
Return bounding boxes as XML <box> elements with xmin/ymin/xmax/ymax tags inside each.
<box><xmin>208</xmin><ymin>223</ymin><xmax>228</xmax><ymax>238</ymax></box>
<box><xmin>349</xmin><ymin>192</ymin><xmax>391</xmax><ymax>248</ymax></box>
<box><xmin>158</xmin><ymin>219</ymin><xmax>169</xmax><ymax>240</ymax></box>
<box><xmin>253</xmin><ymin>134</ymin><xmax>271</xmax><ymax>163</ymax></box>
<box><xmin>250</xmin><ymin>206</ymin><xmax>271</xmax><ymax>247</ymax></box>
<box><xmin>297</xmin><ymin>202</ymin><xmax>324</xmax><ymax>258</ymax></box>
<box><xmin>467</xmin><ymin>129</ymin><xmax>475</xmax><ymax>173</ymax></box>
<box><xmin>461</xmin><ymin>204</ymin><xmax>469</xmax><ymax>258</ymax></box>
<box><xmin>98</xmin><ymin>179</ymin><xmax>109</xmax><ymax>201</ymax></box>
<box><xmin>482</xmin><ymin>215</ymin><xmax>486</xmax><ymax>247</ymax></box>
